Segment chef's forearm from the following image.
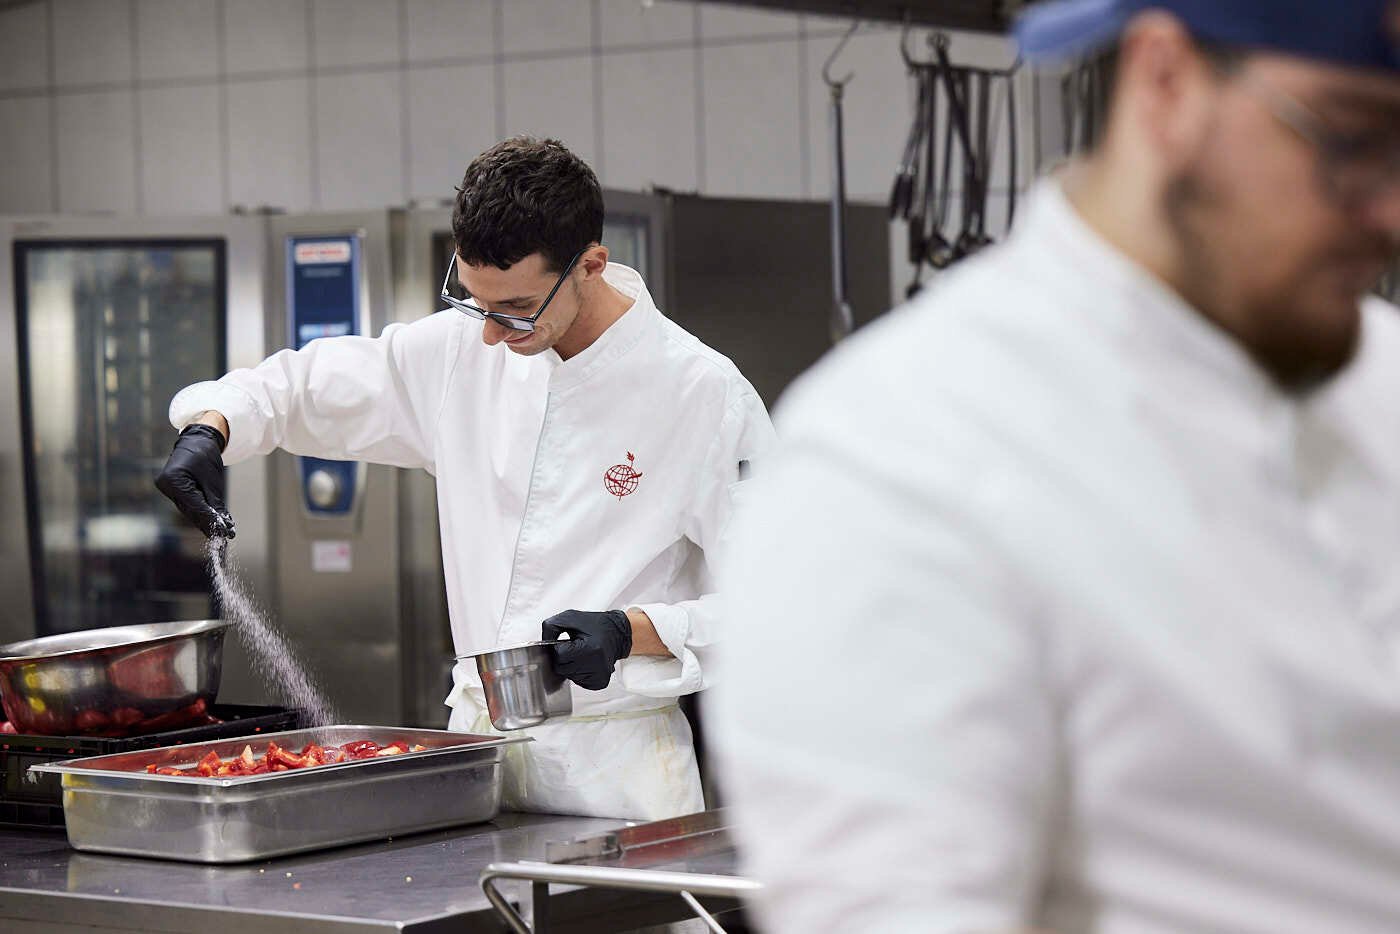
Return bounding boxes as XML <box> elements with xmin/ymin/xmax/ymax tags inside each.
<box><xmin>624</xmin><ymin>607</ymin><xmax>673</xmax><ymax>658</ymax></box>
<box><xmin>195</xmin><ymin>410</ymin><xmax>230</xmax><ymax>445</ymax></box>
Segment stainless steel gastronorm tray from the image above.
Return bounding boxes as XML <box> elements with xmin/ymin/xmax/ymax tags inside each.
<box><xmin>27</xmin><ymin>725</ymin><xmax>529</xmax><ymax>863</ymax></box>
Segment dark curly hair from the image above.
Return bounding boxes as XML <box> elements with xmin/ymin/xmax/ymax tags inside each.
<box><xmin>451</xmin><ymin>136</ymin><xmax>604</xmax><ymax>274</ymax></box>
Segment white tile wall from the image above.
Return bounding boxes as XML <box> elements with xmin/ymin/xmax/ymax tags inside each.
<box><xmin>702</xmin><ymin>38</ymin><xmax>802</xmax><ymax>198</ymax></box>
<box><xmin>801</xmin><ymin>12</ymin><xmax>856</xmax><ymax>35</ymax></box>
<box><xmin>136</xmin><ymin>0</ymin><xmax>219</xmax><ymax>82</ymax></box>
<box><xmin>0</xmin><ymin>2</ymin><xmax>48</xmax><ymax>92</ymax></box>
<box><xmin>223</xmin><ymin>0</ymin><xmax>309</xmax><ymax>77</ymax></box>
<box><xmin>982</xmin><ymin>73</ymin><xmax>1031</xmax><ymax>195</ymax></box>
<box><xmin>312</xmin><ymin>0</ymin><xmax>400</xmax><ymax>70</ymax></box>
<box><xmin>315</xmin><ymin>70</ymin><xmax>404</xmax><ymax>208</ymax></box>
<box><xmin>406</xmin><ymin>63</ymin><xmax>497</xmax><ymax>201</ymax></box>
<box><xmin>599</xmin><ymin>0</ymin><xmax>694</xmax><ymax>49</ymax></box>
<box><xmin>226</xmin><ymin>77</ymin><xmax>312</xmax><ymax>210</ymax></box>
<box><xmin>1</xmin><ymin>0</ymin><xmax>1039</xmax><ymax>226</ymax></box>
<box><xmin>53</xmin><ymin>0</ymin><xmax>134</xmax><ymax>89</ymax></box>
<box><xmin>501</xmin><ymin>54</ymin><xmax>596</xmax><ymax>168</ymax></box>
<box><xmin>698</xmin><ymin>4</ymin><xmax>800</xmax><ymax>41</ymax></box>
<box><xmin>405</xmin><ymin>0</ymin><xmax>495</xmax><ymax>63</ymax></box>
<box><xmin>1032</xmin><ymin>70</ymin><xmax>1071</xmax><ymax>173</ymax></box>
<box><xmin>0</xmin><ymin>98</ymin><xmax>53</xmax><ymax>212</ymax></box>
<box><xmin>1014</xmin><ymin>69</ymin><xmax>1043</xmax><ymax>188</ymax></box>
<box><xmin>599</xmin><ymin>47</ymin><xmax>698</xmax><ymax>192</ymax></box>
<box><xmin>500</xmin><ymin>0</ymin><xmax>594</xmax><ymax>56</ymax></box>
<box><xmin>55</xmin><ymin>90</ymin><xmax>137</xmax><ymax>212</ymax></box>
<box><xmin>138</xmin><ymin>84</ymin><xmax>223</xmax><ymax>214</ymax></box>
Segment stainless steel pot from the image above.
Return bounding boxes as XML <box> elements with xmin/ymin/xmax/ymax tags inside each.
<box><xmin>0</xmin><ymin>619</ymin><xmax>229</xmax><ymax>735</ymax></box>
<box><xmin>459</xmin><ymin>641</ymin><xmax>572</xmax><ymax>731</ymax></box>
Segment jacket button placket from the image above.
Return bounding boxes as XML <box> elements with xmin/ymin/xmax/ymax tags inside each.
<box><xmin>498</xmin><ymin>399</ymin><xmax>558</xmax><ymax>645</ymax></box>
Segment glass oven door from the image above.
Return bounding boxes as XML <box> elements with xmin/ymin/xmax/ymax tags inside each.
<box><xmin>15</xmin><ymin>240</ymin><xmax>226</xmax><ymax>634</ymax></box>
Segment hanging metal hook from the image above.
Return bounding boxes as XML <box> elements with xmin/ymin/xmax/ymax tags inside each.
<box><xmin>822</xmin><ymin>20</ymin><xmax>859</xmax><ymax>89</ymax></box>
<box><xmin>900</xmin><ymin>24</ymin><xmax>1019</xmax><ymax>75</ymax></box>
<box><xmin>900</xmin><ymin>19</ymin><xmax>944</xmax><ymax>69</ymax></box>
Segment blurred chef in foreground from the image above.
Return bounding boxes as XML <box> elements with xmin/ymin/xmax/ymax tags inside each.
<box><xmin>713</xmin><ymin>1</ymin><xmax>1400</xmax><ymax>931</ymax></box>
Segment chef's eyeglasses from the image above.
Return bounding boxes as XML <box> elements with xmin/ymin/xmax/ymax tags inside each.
<box><xmin>1242</xmin><ymin>74</ymin><xmax>1400</xmax><ymax>209</ymax></box>
<box><xmin>439</xmin><ymin>248</ymin><xmax>585</xmax><ymax>332</ymax></box>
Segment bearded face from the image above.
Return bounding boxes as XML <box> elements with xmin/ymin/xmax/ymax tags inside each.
<box><xmin>1160</xmin><ymin>53</ymin><xmax>1400</xmax><ymax>392</ymax></box>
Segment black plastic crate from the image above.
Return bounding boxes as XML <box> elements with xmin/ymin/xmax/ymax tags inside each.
<box><xmin>0</xmin><ymin>704</ymin><xmax>306</xmax><ymax>830</ymax></box>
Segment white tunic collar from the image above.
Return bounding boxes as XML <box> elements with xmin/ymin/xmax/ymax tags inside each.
<box><xmin>546</xmin><ymin>263</ymin><xmax>658</xmax><ymax>393</ymax></box>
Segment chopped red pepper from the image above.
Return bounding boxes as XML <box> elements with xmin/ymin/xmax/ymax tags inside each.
<box><xmin>194</xmin><ymin>750</ymin><xmax>222</xmax><ymax>777</ymax></box>
<box><xmin>137</xmin><ymin>737</ymin><xmax>428</xmax><ymax>777</ymax></box>
<box><xmin>341</xmin><ymin>740</ymin><xmax>381</xmax><ymax>759</ymax></box>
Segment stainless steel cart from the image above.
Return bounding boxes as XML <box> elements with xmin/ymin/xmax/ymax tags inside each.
<box><xmin>481</xmin><ymin>809</ymin><xmax>760</xmax><ymax>934</ymax></box>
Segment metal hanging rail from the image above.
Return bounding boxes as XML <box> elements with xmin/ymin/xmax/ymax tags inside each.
<box><xmin>701</xmin><ymin>0</ymin><xmax>1031</xmax><ymax>34</ymax></box>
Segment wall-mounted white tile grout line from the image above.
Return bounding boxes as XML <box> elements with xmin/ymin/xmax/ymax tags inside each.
<box><xmin>130</xmin><ymin>0</ymin><xmax>143</xmax><ymax>214</ymax></box>
<box><xmin>306</xmin><ymin>0</ymin><xmax>320</xmax><ymax>210</ymax></box>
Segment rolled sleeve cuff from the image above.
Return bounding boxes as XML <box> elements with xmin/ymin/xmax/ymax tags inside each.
<box><xmin>168</xmin><ymin>380</ymin><xmax>267</xmax><ymax>465</ymax></box>
<box><xmin>617</xmin><ymin>602</ymin><xmax>702</xmax><ymax>698</ymax></box>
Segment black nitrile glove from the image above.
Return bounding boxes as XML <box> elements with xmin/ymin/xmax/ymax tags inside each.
<box><xmin>542</xmin><ymin>609</ymin><xmax>633</xmax><ymax>691</ymax></box>
<box><xmin>155</xmin><ymin>424</ymin><xmax>236</xmax><ymax>539</ymax></box>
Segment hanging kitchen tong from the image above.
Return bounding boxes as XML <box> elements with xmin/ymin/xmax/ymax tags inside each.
<box><xmin>1004</xmin><ymin>72</ymin><xmax>1018</xmax><ymax>232</ymax></box>
<box><xmin>896</xmin><ymin>30</ymin><xmax>957</xmax><ymax>293</ymax></box>
<box><xmin>966</xmin><ymin>68</ymin><xmax>997</xmax><ymax>257</ymax></box>
<box><xmin>823</xmin><ymin>20</ymin><xmax>859</xmax><ymax>344</ymax></box>
<box><xmin>922</xmin><ymin>58</ymin><xmax>956</xmax><ymax>272</ymax></box>
<box><xmin>926</xmin><ymin>37</ymin><xmax>960</xmax><ymax>271</ymax></box>
<box><xmin>889</xmin><ymin>67</ymin><xmax>925</xmax><ymax>222</ymax></box>
<box><xmin>891</xmin><ymin>25</ymin><xmax>938</xmax><ymax>223</ymax></box>
<box><xmin>900</xmin><ymin>60</ymin><xmax>944</xmax><ymax>289</ymax></box>
<box><xmin>894</xmin><ymin>26</ymin><xmax>1023</xmax><ymax>293</ymax></box>
<box><xmin>931</xmin><ymin>42</ymin><xmax>986</xmax><ymax>264</ymax></box>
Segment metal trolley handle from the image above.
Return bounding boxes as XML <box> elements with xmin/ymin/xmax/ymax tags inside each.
<box><xmin>480</xmin><ymin>861</ymin><xmax>762</xmax><ymax>934</ymax></box>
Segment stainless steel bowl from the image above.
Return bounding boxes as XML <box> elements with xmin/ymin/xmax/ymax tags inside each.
<box><xmin>459</xmin><ymin>641</ymin><xmax>572</xmax><ymax>731</ymax></box>
<box><xmin>0</xmin><ymin>619</ymin><xmax>229</xmax><ymax>735</ymax></box>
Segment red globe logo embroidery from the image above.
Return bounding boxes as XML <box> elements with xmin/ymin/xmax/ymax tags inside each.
<box><xmin>604</xmin><ymin>451</ymin><xmax>644</xmax><ymax>500</ymax></box>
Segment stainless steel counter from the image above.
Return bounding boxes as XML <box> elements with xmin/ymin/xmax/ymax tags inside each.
<box><xmin>0</xmin><ymin>812</ymin><xmax>630</xmax><ymax>933</ymax></box>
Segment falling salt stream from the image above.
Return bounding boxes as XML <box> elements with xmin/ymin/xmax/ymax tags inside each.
<box><xmin>207</xmin><ymin>535</ymin><xmax>338</xmax><ymax>727</ymax></box>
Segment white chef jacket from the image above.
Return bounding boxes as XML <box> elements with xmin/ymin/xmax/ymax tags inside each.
<box><xmin>171</xmin><ymin>264</ymin><xmax>774</xmax><ymax>821</ymax></box>
<box><xmin>711</xmin><ymin>182</ymin><xmax>1400</xmax><ymax>933</ymax></box>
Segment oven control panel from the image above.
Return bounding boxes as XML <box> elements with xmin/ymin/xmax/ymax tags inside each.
<box><xmin>286</xmin><ymin>236</ymin><xmax>361</xmax><ymax>516</ymax></box>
